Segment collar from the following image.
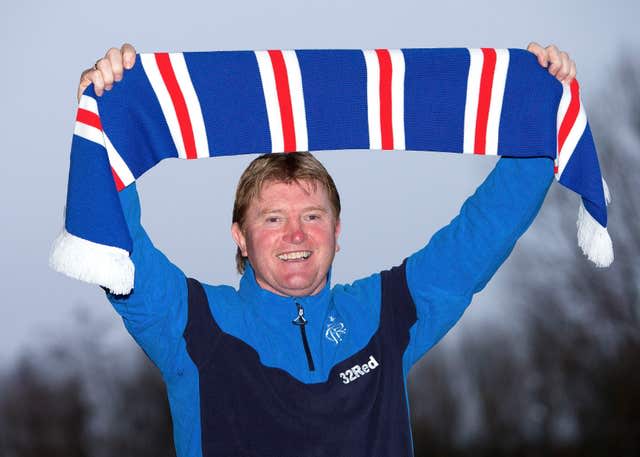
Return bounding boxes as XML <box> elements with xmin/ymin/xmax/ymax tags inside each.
<box><xmin>238</xmin><ymin>263</ymin><xmax>332</xmax><ymax>325</ymax></box>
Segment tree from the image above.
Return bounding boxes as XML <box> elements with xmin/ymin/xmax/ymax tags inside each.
<box><xmin>409</xmin><ymin>53</ymin><xmax>640</xmax><ymax>457</ymax></box>
<box><xmin>0</xmin><ymin>354</ymin><xmax>90</xmax><ymax>457</ymax></box>
<box><xmin>0</xmin><ymin>308</ymin><xmax>175</xmax><ymax>457</ymax></box>
<box><xmin>508</xmin><ymin>52</ymin><xmax>640</xmax><ymax>455</ymax></box>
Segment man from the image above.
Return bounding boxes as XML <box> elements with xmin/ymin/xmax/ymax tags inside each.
<box><xmin>78</xmin><ymin>43</ymin><xmax>575</xmax><ymax>456</ymax></box>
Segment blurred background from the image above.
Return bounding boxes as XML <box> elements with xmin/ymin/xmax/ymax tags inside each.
<box><xmin>1</xmin><ymin>0</ymin><xmax>638</xmax><ymax>455</ymax></box>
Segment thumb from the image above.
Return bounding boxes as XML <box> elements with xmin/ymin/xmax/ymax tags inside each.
<box><xmin>77</xmin><ymin>69</ymin><xmax>93</xmax><ymax>103</ymax></box>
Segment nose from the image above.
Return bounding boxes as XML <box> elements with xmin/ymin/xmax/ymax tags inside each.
<box><xmin>283</xmin><ymin>218</ymin><xmax>307</xmax><ymax>244</ymax></box>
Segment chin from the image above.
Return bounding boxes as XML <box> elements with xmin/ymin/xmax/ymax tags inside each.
<box><xmin>277</xmin><ymin>275</ymin><xmax>324</xmax><ymax>296</ymax></box>
<box><xmin>279</xmin><ymin>281</ymin><xmax>317</xmax><ymax>296</ymax></box>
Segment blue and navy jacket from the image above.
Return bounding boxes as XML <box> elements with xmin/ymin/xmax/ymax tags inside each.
<box><xmin>108</xmin><ymin>157</ymin><xmax>553</xmax><ymax>457</ymax></box>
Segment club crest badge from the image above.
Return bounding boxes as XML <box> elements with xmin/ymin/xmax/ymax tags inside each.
<box><xmin>325</xmin><ymin>315</ymin><xmax>347</xmax><ymax>345</ymax></box>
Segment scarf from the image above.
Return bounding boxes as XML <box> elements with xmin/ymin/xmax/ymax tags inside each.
<box><xmin>50</xmin><ymin>48</ymin><xmax>613</xmax><ymax>294</ymax></box>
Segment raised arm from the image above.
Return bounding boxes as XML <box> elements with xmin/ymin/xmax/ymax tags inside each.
<box><xmin>404</xmin><ymin>157</ymin><xmax>554</xmax><ymax>365</ymax></box>
<box><xmin>403</xmin><ymin>43</ymin><xmax>575</xmax><ymax>367</ymax></box>
<box><xmin>106</xmin><ymin>184</ymin><xmax>189</xmax><ymax>375</ymax></box>
<box><xmin>79</xmin><ymin>45</ymin><xmax>189</xmax><ymax>376</ymax></box>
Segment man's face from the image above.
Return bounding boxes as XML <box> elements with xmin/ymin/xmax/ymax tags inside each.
<box><xmin>231</xmin><ymin>179</ymin><xmax>341</xmax><ymax>297</ymax></box>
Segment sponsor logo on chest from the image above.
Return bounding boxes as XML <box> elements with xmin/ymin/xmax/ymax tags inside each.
<box><xmin>339</xmin><ymin>355</ymin><xmax>380</xmax><ymax>384</ymax></box>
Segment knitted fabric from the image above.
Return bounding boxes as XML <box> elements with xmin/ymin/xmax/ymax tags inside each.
<box><xmin>50</xmin><ymin>48</ymin><xmax>612</xmax><ymax>294</ymax></box>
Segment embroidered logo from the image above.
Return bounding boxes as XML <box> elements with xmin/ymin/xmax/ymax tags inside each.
<box><xmin>325</xmin><ymin>315</ymin><xmax>347</xmax><ymax>344</ymax></box>
<box><xmin>339</xmin><ymin>355</ymin><xmax>380</xmax><ymax>384</ymax></box>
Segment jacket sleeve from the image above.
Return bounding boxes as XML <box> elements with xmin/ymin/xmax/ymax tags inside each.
<box><xmin>403</xmin><ymin>157</ymin><xmax>554</xmax><ymax>367</ymax></box>
<box><xmin>106</xmin><ymin>183</ymin><xmax>189</xmax><ymax>376</ymax></box>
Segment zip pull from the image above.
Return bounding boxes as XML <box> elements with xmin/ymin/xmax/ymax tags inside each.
<box><xmin>292</xmin><ymin>302</ymin><xmax>307</xmax><ymax>326</ymax></box>
<box><xmin>292</xmin><ymin>302</ymin><xmax>315</xmax><ymax>371</ymax></box>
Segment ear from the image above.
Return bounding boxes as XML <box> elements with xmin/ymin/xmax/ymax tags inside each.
<box><xmin>334</xmin><ymin>218</ymin><xmax>341</xmax><ymax>253</ymax></box>
<box><xmin>231</xmin><ymin>223</ymin><xmax>248</xmax><ymax>257</ymax></box>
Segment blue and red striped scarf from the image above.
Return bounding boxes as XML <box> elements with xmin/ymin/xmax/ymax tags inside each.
<box><xmin>50</xmin><ymin>48</ymin><xmax>612</xmax><ymax>294</ymax></box>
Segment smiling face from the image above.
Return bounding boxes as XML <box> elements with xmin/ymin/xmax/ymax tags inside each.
<box><xmin>231</xmin><ymin>179</ymin><xmax>341</xmax><ymax>297</ymax></box>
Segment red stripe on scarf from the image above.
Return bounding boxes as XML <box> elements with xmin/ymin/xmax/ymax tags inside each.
<box><xmin>111</xmin><ymin>166</ymin><xmax>125</xmax><ymax>191</ymax></box>
<box><xmin>268</xmin><ymin>50</ymin><xmax>296</xmax><ymax>153</ymax></box>
<box><xmin>155</xmin><ymin>53</ymin><xmax>197</xmax><ymax>159</ymax></box>
<box><xmin>557</xmin><ymin>79</ymin><xmax>581</xmax><ymax>154</ymax></box>
<box><xmin>376</xmin><ymin>49</ymin><xmax>394</xmax><ymax>150</ymax></box>
<box><xmin>76</xmin><ymin>108</ymin><xmax>102</xmax><ymax>131</ymax></box>
<box><xmin>475</xmin><ymin>48</ymin><xmax>497</xmax><ymax>154</ymax></box>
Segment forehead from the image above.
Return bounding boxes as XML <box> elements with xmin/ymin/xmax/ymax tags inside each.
<box><xmin>252</xmin><ymin>179</ymin><xmax>330</xmax><ymax>210</ymax></box>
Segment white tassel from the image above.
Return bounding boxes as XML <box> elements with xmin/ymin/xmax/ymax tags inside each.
<box><xmin>602</xmin><ymin>178</ymin><xmax>611</xmax><ymax>205</ymax></box>
<box><xmin>576</xmin><ymin>202</ymin><xmax>614</xmax><ymax>268</ymax></box>
<box><xmin>49</xmin><ymin>228</ymin><xmax>135</xmax><ymax>294</ymax></box>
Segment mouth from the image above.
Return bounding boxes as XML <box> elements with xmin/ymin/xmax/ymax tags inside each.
<box><xmin>277</xmin><ymin>251</ymin><xmax>312</xmax><ymax>261</ymax></box>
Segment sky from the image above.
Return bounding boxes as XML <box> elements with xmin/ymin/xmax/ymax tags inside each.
<box><xmin>1</xmin><ymin>0</ymin><xmax>639</xmax><ymax>368</ymax></box>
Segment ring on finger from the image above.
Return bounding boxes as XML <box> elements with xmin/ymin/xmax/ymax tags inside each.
<box><xmin>93</xmin><ymin>59</ymin><xmax>101</xmax><ymax>71</ymax></box>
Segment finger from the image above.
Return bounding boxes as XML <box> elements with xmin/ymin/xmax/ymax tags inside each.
<box><xmin>121</xmin><ymin>43</ymin><xmax>137</xmax><ymax>69</ymax></box>
<box><xmin>77</xmin><ymin>68</ymin><xmax>94</xmax><ymax>102</ymax></box>
<box><xmin>546</xmin><ymin>45</ymin><xmax>562</xmax><ymax>76</ymax></box>
<box><xmin>556</xmin><ymin>51</ymin><xmax>571</xmax><ymax>82</ymax></box>
<box><xmin>95</xmin><ymin>58</ymin><xmax>115</xmax><ymax>90</ymax></box>
<box><xmin>77</xmin><ymin>68</ymin><xmax>105</xmax><ymax>101</ymax></box>
<box><xmin>90</xmin><ymin>69</ymin><xmax>105</xmax><ymax>97</ymax></box>
<box><xmin>568</xmin><ymin>60</ymin><xmax>577</xmax><ymax>82</ymax></box>
<box><xmin>527</xmin><ymin>41</ymin><xmax>549</xmax><ymax>68</ymax></box>
<box><xmin>106</xmin><ymin>47</ymin><xmax>124</xmax><ymax>82</ymax></box>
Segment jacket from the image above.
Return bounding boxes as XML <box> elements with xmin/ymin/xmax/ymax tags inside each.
<box><xmin>107</xmin><ymin>156</ymin><xmax>554</xmax><ymax>456</ymax></box>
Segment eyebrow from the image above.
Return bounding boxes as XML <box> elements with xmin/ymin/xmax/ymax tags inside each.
<box><xmin>302</xmin><ymin>206</ymin><xmax>329</xmax><ymax>213</ymax></box>
<box><xmin>258</xmin><ymin>206</ymin><xmax>329</xmax><ymax>216</ymax></box>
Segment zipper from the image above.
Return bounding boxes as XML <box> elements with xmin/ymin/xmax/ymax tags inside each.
<box><xmin>292</xmin><ymin>301</ymin><xmax>315</xmax><ymax>371</ymax></box>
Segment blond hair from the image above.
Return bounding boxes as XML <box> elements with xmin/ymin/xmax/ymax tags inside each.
<box><xmin>232</xmin><ymin>152</ymin><xmax>341</xmax><ymax>273</ymax></box>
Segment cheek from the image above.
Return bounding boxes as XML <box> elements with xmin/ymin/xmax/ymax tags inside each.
<box><xmin>246</xmin><ymin>229</ymin><xmax>277</xmax><ymax>256</ymax></box>
<box><xmin>312</xmin><ymin>225</ymin><xmax>338</xmax><ymax>247</ymax></box>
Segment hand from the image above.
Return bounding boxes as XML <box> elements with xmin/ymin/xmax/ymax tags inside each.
<box><xmin>527</xmin><ymin>42</ymin><xmax>576</xmax><ymax>83</ymax></box>
<box><xmin>77</xmin><ymin>43</ymin><xmax>137</xmax><ymax>102</ymax></box>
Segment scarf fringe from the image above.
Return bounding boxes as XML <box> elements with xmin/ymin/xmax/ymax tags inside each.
<box><xmin>49</xmin><ymin>228</ymin><xmax>135</xmax><ymax>294</ymax></box>
<box><xmin>602</xmin><ymin>178</ymin><xmax>611</xmax><ymax>205</ymax></box>
<box><xmin>576</xmin><ymin>180</ymin><xmax>613</xmax><ymax>268</ymax></box>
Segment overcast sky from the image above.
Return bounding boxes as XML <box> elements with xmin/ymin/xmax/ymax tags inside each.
<box><xmin>1</xmin><ymin>0</ymin><xmax>638</xmax><ymax>368</ymax></box>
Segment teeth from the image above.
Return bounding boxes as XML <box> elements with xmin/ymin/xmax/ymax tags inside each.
<box><xmin>277</xmin><ymin>251</ymin><xmax>311</xmax><ymax>261</ymax></box>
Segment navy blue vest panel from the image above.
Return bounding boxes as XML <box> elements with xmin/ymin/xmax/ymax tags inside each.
<box><xmin>184</xmin><ymin>262</ymin><xmax>417</xmax><ymax>457</ymax></box>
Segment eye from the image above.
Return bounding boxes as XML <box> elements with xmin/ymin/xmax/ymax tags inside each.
<box><xmin>305</xmin><ymin>213</ymin><xmax>321</xmax><ymax>221</ymax></box>
<box><xmin>266</xmin><ymin>216</ymin><xmax>281</xmax><ymax>223</ymax></box>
